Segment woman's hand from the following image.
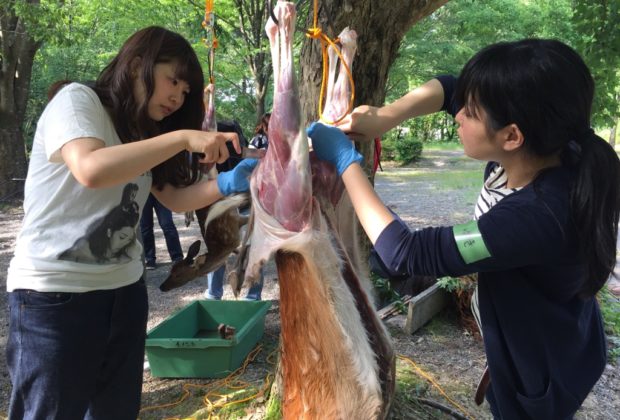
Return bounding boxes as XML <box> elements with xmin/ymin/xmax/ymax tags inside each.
<box><xmin>336</xmin><ymin>79</ymin><xmax>446</xmax><ymax>142</ymax></box>
<box><xmin>335</xmin><ymin>105</ymin><xmax>385</xmax><ymax>141</ymax></box>
<box><xmin>307</xmin><ymin>122</ymin><xmax>363</xmax><ymax>176</ymax></box>
<box><xmin>216</xmin><ymin>159</ymin><xmax>259</xmax><ymax>195</ymax></box>
<box><xmin>184</xmin><ymin>130</ymin><xmax>240</xmax><ymax>164</ymax></box>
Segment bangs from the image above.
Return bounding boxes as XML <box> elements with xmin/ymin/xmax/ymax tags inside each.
<box><xmin>455</xmin><ymin>67</ymin><xmax>486</xmax><ymax>121</ymax></box>
<box><xmin>464</xmin><ymin>95</ymin><xmax>482</xmax><ymax>120</ymax></box>
<box><xmin>455</xmin><ymin>48</ymin><xmax>509</xmax><ymax>131</ymax></box>
<box><xmin>157</xmin><ymin>51</ymin><xmax>205</xmax><ymax>126</ymax></box>
<box><xmin>173</xmin><ymin>53</ymin><xmax>204</xmax><ymax>94</ymax></box>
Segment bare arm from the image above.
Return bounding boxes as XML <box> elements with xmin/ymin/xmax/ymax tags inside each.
<box><xmin>152</xmin><ymin>179</ymin><xmax>223</xmax><ymax>213</ymax></box>
<box><xmin>337</xmin><ymin>78</ymin><xmax>445</xmax><ymax>141</ymax></box>
<box><xmin>60</xmin><ymin>130</ymin><xmax>239</xmax><ymax>189</ymax></box>
<box><xmin>341</xmin><ymin>163</ymin><xmax>394</xmax><ymax>244</ymax></box>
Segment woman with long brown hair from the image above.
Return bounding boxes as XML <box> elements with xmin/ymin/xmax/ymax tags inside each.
<box><xmin>6</xmin><ymin>26</ymin><xmax>257</xmax><ymax>419</ymax></box>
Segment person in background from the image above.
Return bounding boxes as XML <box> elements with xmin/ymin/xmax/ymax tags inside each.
<box><xmin>140</xmin><ymin>193</ymin><xmax>183</xmax><ymax>269</ymax></box>
<box><xmin>308</xmin><ymin>39</ymin><xmax>620</xmax><ymax>418</ymax></box>
<box><xmin>205</xmin><ymin>119</ymin><xmax>265</xmax><ymax>301</ymax></box>
<box><xmin>5</xmin><ymin>26</ymin><xmax>257</xmax><ymax>420</ymax></box>
<box><xmin>249</xmin><ymin>112</ymin><xmax>270</xmax><ymax>150</ymax></box>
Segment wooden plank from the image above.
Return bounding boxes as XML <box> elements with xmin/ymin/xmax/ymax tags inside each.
<box><xmin>405</xmin><ymin>283</ymin><xmax>449</xmax><ymax>334</ymax></box>
<box><xmin>377</xmin><ymin>295</ymin><xmax>412</xmax><ymax>320</ymax></box>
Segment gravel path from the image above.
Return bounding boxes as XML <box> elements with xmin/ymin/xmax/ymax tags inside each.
<box><xmin>1</xmin><ymin>148</ymin><xmax>619</xmax><ymax>419</ymax></box>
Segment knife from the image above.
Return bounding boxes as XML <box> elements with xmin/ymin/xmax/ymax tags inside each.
<box><xmin>240</xmin><ymin>147</ymin><xmax>267</xmax><ymax>159</ymax></box>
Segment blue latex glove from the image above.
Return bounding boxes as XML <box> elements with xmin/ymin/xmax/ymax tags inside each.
<box><xmin>216</xmin><ymin>159</ymin><xmax>259</xmax><ymax>195</ymax></box>
<box><xmin>307</xmin><ymin>122</ymin><xmax>363</xmax><ymax>175</ymax></box>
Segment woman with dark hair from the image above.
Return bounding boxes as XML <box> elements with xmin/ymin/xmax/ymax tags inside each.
<box><xmin>249</xmin><ymin>112</ymin><xmax>271</xmax><ymax>149</ymax></box>
<box><xmin>309</xmin><ymin>39</ymin><xmax>620</xmax><ymax>418</ymax></box>
<box><xmin>6</xmin><ymin>26</ymin><xmax>257</xmax><ymax>419</ymax></box>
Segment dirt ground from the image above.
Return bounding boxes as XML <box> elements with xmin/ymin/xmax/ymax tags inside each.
<box><xmin>1</xmin><ymin>149</ymin><xmax>619</xmax><ymax>419</ymax></box>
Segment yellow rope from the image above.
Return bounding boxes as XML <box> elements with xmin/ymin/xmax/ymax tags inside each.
<box><xmin>304</xmin><ymin>0</ymin><xmax>355</xmax><ymax>125</ymax></box>
<box><xmin>138</xmin><ymin>340</ymin><xmax>475</xmax><ymax>419</ymax></box>
<box><xmin>397</xmin><ymin>354</ymin><xmax>476</xmax><ymax>420</ymax></box>
<box><xmin>138</xmin><ymin>343</ymin><xmax>278</xmax><ymax>419</ymax></box>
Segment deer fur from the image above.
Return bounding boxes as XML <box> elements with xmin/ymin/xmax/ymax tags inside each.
<box><xmin>159</xmin><ymin>193</ymin><xmax>249</xmax><ymax>292</ymax></box>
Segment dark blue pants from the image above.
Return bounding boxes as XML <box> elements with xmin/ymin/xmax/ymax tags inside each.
<box><xmin>140</xmin><ymin>193</ymin><xmax>183</xmax><ymax>264</ymax></box>
<box><xmin>6</xmin><ymin>279</ymin><xmax>148</xmax><ymax>420</ymax></box>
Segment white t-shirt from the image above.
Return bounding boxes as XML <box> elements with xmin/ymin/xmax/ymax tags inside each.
<box><xmin>7</xmin><ymin>83</ymin><xmax>152</xmax><ymax>292</ymax></box>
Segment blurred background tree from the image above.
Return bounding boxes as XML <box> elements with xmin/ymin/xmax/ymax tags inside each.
<box><xmin>1</xmin><ymin>0</ymin><xmax>618</xmax><ymax>199</ymax></box>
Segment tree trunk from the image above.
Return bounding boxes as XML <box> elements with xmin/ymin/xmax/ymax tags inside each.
<box><xmin>299</xmin><ymin>0</ymin><xmax>449</xmax><ymax>134</ymax></box>
<box><xmin>299</xmin><ymin>0</ymin><xmax>448</xmax><ymax>178</ymax></box>
<box><xmin>298</xmin><ymin>0</ymin><xmax>448</xmax><ymax>264</ymax></box>
<box><xmin>610</xmin><ymin>119</ymin><xmax>617</xmax><ymax>148</ymax></box>
<box><xmin>253</xmin><ymin>71</ymin><xmax>270</xmax><ymax>124</ymax></box>
<box><xmin>234</xmin><ymin>0</ymin><xmax>272</xmax><ymax>126</ymax></box>
<box><xmin>0</xmin><ymin>1</ymin><xmax>41</xmax><ymax>200</ymax></box>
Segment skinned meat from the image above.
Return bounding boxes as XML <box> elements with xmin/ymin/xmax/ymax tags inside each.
<box><xmin>245</xmin><ymin>2</ymin><xmax>395</xmax><ymax>418</ymax></box>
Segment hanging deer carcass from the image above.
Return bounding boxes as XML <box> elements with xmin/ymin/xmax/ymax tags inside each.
<box><xmin>241</xmin><ymin>2</ymin><xmax>395</xmax><ymax>418</ymax></box>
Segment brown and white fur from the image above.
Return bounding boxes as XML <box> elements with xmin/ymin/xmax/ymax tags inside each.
<box><xmin>242</xmin><ymin>2</ymin><xmax>395</xmax><ymax>418</ymax></box>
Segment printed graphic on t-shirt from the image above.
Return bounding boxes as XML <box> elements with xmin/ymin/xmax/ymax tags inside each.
<box><xmin>58</xmin><ymin>183</ymin><xmax>141</xmax><ymax>264</ymax></box>
<box><xmin>249</xmin><ymin>133</ymin><xmax>268</xmax><ymax>149</ymax></box>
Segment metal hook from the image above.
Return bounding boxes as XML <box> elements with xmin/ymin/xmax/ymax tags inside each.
<box><xmin>268</xmin><ymin>0</ymin><xmax>279</xmax><ymax>25</ymax></box>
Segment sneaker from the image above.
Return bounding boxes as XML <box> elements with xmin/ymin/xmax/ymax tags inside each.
<box><xmin>145</xmin><ymin>261</ymin><xmax>157</xmax><ymax>270</ymax></box>
<box><xmin>203</xmin><ymin>289</ymin><xmax>221</xmax><ymax>300</ymax></box>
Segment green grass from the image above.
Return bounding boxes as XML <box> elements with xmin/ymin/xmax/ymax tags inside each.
<box><xmin>598</xmin><ymin>287</ymin><xmax>620</xmax><ymax>360</ymax></box>
<box><xmin>381</xmin><ymin>167</ymin><xmax>482</xmax><ymax>206</ymax></box>
<box><xmin>432</xmin><ymin>169</ymin><xmax>482</xmax><ymax>191</ymax></box>
<box><xmin>422</xmin><ymin>141</ymin><xmax>463</xmax><ymax>151</ymax></box>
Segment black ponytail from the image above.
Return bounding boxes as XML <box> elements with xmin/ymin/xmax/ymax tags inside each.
<box><xmin>456</xmin><ymin>39</ymin><xmax>620</xmax><ymax>298</ymax></box>
<box><xmin>571</xmin><ymin>130</ymin><xmax>620</xmax><ymax>298</ymax></box>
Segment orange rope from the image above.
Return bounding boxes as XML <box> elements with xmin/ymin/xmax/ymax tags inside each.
<box><xmin>305</xmin><ymin>0</ymin><xmax>355</xmax><ymax>125</ymax></box>
<box><xmin>202</xmin><ymin>0</ymin><xmax>218</xmax><ymax>84</ymax></box>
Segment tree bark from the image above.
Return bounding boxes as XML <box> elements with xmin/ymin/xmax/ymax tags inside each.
<box><xmin>0</xmin><ymin>1</ymin><xmax>41</xmax><ymax>200</ymax></box>
<box><xmin>610</xmin><ymin>94</ymin><xmax>619</xmax><ymax>148</ymax></box>
<box><xmin>234</xmin><ymin>0</ymin><xmax>272</xmax><ymax>126</ymax></box>
<box><xmin>299</xmin><ymin>0</ymin><xmax>448</xmax><ymax>176</ymax></box>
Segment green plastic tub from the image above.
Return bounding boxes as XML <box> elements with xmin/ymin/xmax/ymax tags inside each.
<box><xmin>145</xmin><ymin>300</ymin><xmax>271</xmax><ymax>378</ymax></box>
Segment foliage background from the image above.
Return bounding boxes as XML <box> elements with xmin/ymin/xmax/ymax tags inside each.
<box><xmin>20</xmin><ymin>0</ymin><xmax>620</xmax><ymax>154</ymax></box>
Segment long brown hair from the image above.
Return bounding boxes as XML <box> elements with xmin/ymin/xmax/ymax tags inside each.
<box><xmin>94</xmin><ymin>26</ymin><xmax>205</xmax><ymax>188</ymax></box>
<box><xmin>254</xmin><ymin>112</ymin><xmax>271</xmax><ymax>136</ymax></box>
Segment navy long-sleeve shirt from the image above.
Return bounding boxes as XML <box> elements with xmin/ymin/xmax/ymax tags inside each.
<box><xmin>374</xmin><ymin>75</ymin><xmax>606</xmax><ymax>419</ymax></box>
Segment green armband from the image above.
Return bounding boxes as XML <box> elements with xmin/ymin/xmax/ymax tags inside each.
<box><xmin>453</xmin><ymin>220</ymin><xmax>491</xmax><ymax>264</ymax></box>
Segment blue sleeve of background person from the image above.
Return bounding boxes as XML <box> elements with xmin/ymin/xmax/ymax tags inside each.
<box><xmin>435</xmin><ymin>75</ymin><xmax>461</xmax><ymax>117</ymax></box>
<box><xmin>374</xmin><ymin>167</ymin><xmax>576</xmax><ymax>282</ymax></box>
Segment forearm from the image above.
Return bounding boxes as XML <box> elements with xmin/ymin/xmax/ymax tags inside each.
<box><xmin>379</xmin><ymin>78</ymin><xmax>445</xmax><ymax>130</ymax></box>
<box><xmin>153</xmin><ymin>179</ymin><xmax>223</xmax><ymax>213</ymax></box>
<box><xmin>341</xmin><ymin>163</ymin><xmax>395</xmax><ymax>244</ymax></box>
<box><xmin>65</xmin><ymin>131</ymin><xmax>187</xmax><ymax>188</ymax></box>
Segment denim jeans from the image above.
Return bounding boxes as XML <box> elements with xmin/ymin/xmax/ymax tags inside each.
<box><xmin>6</xmin><ymin>279</ymin><xmax>148</xmax><ymax>420</ymax></box>
<box><xmin>206</xmin><ymin>265</ymin><xmax>264</xmax><ymax>300</ymax></box>
<box><xmin>140</xmin><ymin>193</ymin><xmax>183</xmax><ymax>264</ymax></box>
